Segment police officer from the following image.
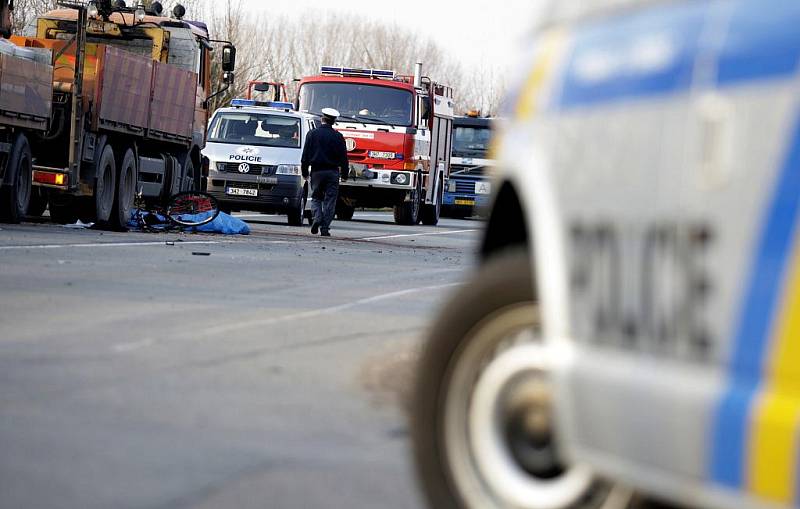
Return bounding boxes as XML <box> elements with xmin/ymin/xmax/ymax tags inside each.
<box><xmin>301</xmin><ymin>108</ymin><xmax>349</xmax><ymax>237</ymax></box>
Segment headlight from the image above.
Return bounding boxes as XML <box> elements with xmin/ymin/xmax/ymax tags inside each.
<box><xmin>391</xmin><ymin>172</ymin><xmax>409</xmax><ymax>185</ymax></box>
<box><xmin>276</xmin><ymin>164</ymin><xmax>301</xmax><ymax>175</ymax></box>
<box><xmin>87</xmin><ymin>1</ymin><xmax>100</xmax><ymax>19</ymax></box>
<box><xmin>448</xmin><ymin>180</ymin><xmax>456</xmax><ymax>192</ymax></box>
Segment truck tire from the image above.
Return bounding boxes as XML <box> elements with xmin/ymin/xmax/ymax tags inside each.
<box><xmin>394</xmin><ymin>175</ymin><xmax>421</xmax><ymax>225</ymax></box>
<box><xmin>95</xmin><ymin>144</ymin><xmax>116</xmax><ymax>224</ymax></box>
<box><xmin>27</xmin><ymin>187</ymin><xmax>48</xmax><ymax>217</ymax></box>
<box><xmin>0</xmin><ymin>133</ymin><xmax>32</xmax><ymax>223</ymax></box>
<box><xmin>335</xmin><ymin>201</ymin><xmax>355</xmax><ymax>221</ymax></box>
<box><xmin>412</xmin><ymin>249</ymin><xmax>607</xmax><ymax>509</ymax></box>
<box><xmin>420</xmin><ymin>181</ymin><xmax>442</xmax><ymax>226</ymax></box>
<box><xmin>181</xmin><ymin>157</ymin><xmax>197</xmax><ymax>192</ymax></box>
<box><xmin>110</xmin><ymin>148</ymin><xmax>137</xmax><ymax>231</ymax></box>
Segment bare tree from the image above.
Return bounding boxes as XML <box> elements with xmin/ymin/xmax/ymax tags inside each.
<box><xmin>9</xmin><ymin>0</ymin><xmax>56</xmax><ymax>34</ymax></box>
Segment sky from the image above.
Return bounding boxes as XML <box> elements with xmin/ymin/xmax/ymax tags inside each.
<box><xmin>237</xmin><ymin>0</ymin><xmax>544</xmax><ymax>72</ymax></box>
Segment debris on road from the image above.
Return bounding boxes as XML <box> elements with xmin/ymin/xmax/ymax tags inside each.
<box><xmin>191</xmin><ymin>252</ymin><xmax>211</xmax><ymax>256</ymax></box>
<box><xmin>62</xmin><ymin>220</ymin><xmax>94</xmax><ymax>229</ymax></box>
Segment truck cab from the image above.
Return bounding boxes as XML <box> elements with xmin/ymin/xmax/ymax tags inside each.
<box><xmin>443</xmin><ymin>114</ymin><xmax>494</xmax><ymax>218</ymax></box>
<box><xmin>297</xmin><ymin>65</ymin><xmax>453</xmax><ymax>225</ymax></box>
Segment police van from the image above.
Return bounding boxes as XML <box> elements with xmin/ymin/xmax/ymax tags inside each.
<box><xmin>412</xmin><ymin>1</ymin><xmax>800</xmax><ymax>508</ymax></box>
<box><xmin>202</xmin><ymin>100</ymin><xmax>317</xmax><ymax>225</ymax></box>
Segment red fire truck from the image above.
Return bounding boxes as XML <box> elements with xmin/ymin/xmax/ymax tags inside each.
<box><xmin>297</xmin><ymin>64</ymin><xmax>454</xmax><ymax>225</ymax></box>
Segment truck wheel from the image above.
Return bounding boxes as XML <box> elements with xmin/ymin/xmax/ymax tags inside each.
<box><xmin>394</xmin><ymin>176</ymin><xmax>421</xmax><ymax>225</ymax></box>
<box><xmin>0</xmin><ymin>133</ymin><xmax>32</xmax><ymax>223</ymax></box>
<box><xmin>335</xmin><ymin>201</ymin><xmax>355</xmax><ymax>221</ymax></box>
<box><xmin>95</xmin><ymin>144</ymin><xmax>116</xmax><ymax>224</ymax></box>
<box><xmin>27</xmin><ymin>188</ymin><xmax>48</xmax><ymax>217</ymax></box>
<box><xmin>181</xmin><ymin>157</ymin><xmax>197</xmax><ymax>192</ymax></box>
<box><xmin>420</xmin><ymin>181</ymin><xmax>442</xmax><ymax>226</ymax></box>
<box><xmin>110</xmin><ymin>148</ymin><xmax>137</xmax><ymax>231</ymax></box>
<box><xmin>412</xmin><ymin>249</ymin><xmax>607</xmax><ymax>509</ymax></box>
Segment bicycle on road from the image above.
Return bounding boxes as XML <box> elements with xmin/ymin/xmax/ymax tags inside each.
<box><xmin>131</xmin><ymin>191</ymin><xmax>220</xmax><ymax>232</ymax></box>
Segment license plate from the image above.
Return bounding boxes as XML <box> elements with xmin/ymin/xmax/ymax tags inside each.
<box><xmin>455</xmin><ymin>199</ymin><xmax>475</xmax><ymax>206</ymax></box>
<box><xmin>226</xmin><ymin>187</ymin><xmax>258</xmax><ymax>197</ymax></box>
<box><xmin>475</xmin><ymin>182</ymin><xmax>492</xmax><ymax>195</ymax></box>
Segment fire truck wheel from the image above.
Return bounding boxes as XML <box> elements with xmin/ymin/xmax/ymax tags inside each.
<box><xmin>0</xmin><ymin>133</ymin><xmax>32</xmax><ymax>224</ymax></box>
<box><xmin>394</xmin><ymin>176</ymin><xmax>421</xmax><ymax>225</ymax></box>
<box><xmin>412</xmin><ymin>249</ymin><xmax>608</xmax><ymax>509</ymax></box>
<box><xmin>27</xmin><ymin>187</ymin><xmax>48</xmax><ymax>217</ymax></box>
<box><xmin>336</xmin><ymin>202</ymin><xmax>355</xmax><ymax>221</ymax></box>
<box><xmin>420</xmin><ymin>181</ymin><xmax>442</xmax><ymax>226</ymax></box>
<box><xmin>110</xmin><ymin>148</ymin><xmax>137</xmax><ymax>231</ymax></box>
<box><xmin>94</xmin><ymin>144</ymin><xmax>116</xmax><ymax>224</ymax></box>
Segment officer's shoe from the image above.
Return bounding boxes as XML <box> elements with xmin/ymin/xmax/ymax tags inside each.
<box><xmin>311</xmin><ymin>222</ymin><xmax>320</xmax><ymax>235</ymax></box>
<box><xmin>321</xmin><ymin>230</ymin><xmax>331</xmax><ymax>237</ymax></box>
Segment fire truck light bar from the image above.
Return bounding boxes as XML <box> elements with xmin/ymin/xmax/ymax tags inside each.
<box><xmin>320</xmin><ymin>66</ymin><xmax>395</xmax><ymax>79</ymax></box>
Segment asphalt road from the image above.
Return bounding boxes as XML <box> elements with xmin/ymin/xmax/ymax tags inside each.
<box><xmin>0</xmin><ymin>211</ymin><xmax>482</xmax><ymax>509</ymax></box>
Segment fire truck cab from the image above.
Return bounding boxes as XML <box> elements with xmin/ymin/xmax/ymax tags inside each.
<box><xmin>297</xmin><ymin>65</ymin><xmax>454</xmax><ymax>225</ymax></box>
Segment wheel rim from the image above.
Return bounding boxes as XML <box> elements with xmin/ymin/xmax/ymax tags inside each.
<box><xmin>441</xmin><ymin>304</ymin><xmax>593</xmax><ymax>509</ymax></box>
<box><xmin>16</xmin><ymin>153</ymin><xmax>31</xmax><ymax>213</ymax></box>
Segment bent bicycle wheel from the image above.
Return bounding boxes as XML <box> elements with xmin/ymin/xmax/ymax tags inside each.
<box><xmin>166</xmin><ymin>191</ymin><xmax>220</xmax><ymax>227</ymax></box>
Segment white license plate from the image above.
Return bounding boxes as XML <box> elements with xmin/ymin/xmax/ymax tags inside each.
<box><xmin>227</xmin><ymin>187</ymin><xmax>258</xmax><ymax>197</ymax></box>
<box><xmin>475</xmin><ymin>181</ymin><xmax>492</xmax><ymax>195</ymax></box>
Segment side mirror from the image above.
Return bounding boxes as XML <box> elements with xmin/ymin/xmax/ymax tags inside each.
<box><xmin>223</xmin><ymin>71</ymin><xmax>234</xmax><ymax>85</ymax></box>
<box><xmin>421</xmin><ymin>96</ymin><xmax>431</xmax><ymax>120</ymax></box>
<box><xmin>222</xmin><ymin>44</ymin><xmax>236</xmax><ymax>72</ymax></box>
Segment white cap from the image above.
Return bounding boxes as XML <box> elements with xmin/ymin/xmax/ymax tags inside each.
<box><xmin>321</xmin><ymin>107</ymin><xmax>340</xmax><ymax>120</ymax></box>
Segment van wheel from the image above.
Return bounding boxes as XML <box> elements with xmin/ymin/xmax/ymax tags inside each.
<box><xmin>287</xmin><ymin>196</ymin><xmax>305</xmax><ymax>226</ymax></box>
<box><xmin>95</xmin><ymin>144</ymin><xmax>116</xmax><ymax>224</ymax></box>
<box><xmin>412</xmin><ymin>249</ymin><xmax>607</xmax><ymax>509</ymax></box>
<box><xmin>110</xmin><ymin>148</ymin><xmax>137</xmax><ymax>231</ymax></box>
<box><xmin>0</xmin><ymin>133</ymin><xmax>32</xmax><ymax>223</ymax></box>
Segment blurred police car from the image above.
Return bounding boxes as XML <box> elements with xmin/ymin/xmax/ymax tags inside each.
<box><xmin>203</xmin><ymin>100</ymin><xmax>317</xmax><ymax>225</ymax></box>
<box><xmin>412</xmin><ymin>1</ymin><xmax>800</xmax><ymax>508</ymax></box>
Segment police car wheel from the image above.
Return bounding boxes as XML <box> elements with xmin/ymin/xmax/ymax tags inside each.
<box><xmin>412</xmin><ymin>249</ymin><xmax>606</xmax><ymax>509</ymax></box>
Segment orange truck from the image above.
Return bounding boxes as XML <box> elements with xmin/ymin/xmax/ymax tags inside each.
<box><xmin>0</xmin><ymin>0</ymin><xmax>235</xmax><ymax>229</ymax></box>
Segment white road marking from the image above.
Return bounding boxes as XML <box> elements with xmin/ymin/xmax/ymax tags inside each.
<box><xmin>112</xmin><ymin>282</ymin><xmax>463</xmax><ymax>353</ymax></box>
<box><xmin>359</xmin><ymin>229</ymin><xmax>478</xmax><ymax>241</ymax></box>
<box><xmin>0</xmin><ymin>240</ymin><xmax>223</xmax><ymax>251</ymax></box>
<box><xmin>196</xmin><ymin>282</ymin><xmax>462</xmax><ymax>338</ymax></box>
<box><xmin>113</xmin><ymin>338</ymin><xmax>155</xmax><ymax>353</ymax></box>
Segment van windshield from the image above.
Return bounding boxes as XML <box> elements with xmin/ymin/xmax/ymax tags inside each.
<box><xmin>208</xmin><ymin>113</ymin><xmax>301</xmax><ymax>148</ymax></box>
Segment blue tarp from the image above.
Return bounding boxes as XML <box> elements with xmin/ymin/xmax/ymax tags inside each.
<box><xmin>128</xmin><ymin>210</ymin><xmax>250</xmax><ymax>235</ymax></box>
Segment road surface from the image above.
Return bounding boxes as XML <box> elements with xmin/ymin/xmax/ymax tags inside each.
<box><xmin>0</xmin><ymin>211</ymin><xmax>481</xmax><ymax>509</ymax></box>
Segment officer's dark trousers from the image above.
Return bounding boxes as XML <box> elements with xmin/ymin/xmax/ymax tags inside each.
<box><xmin>310</xmin><ymin>169</ymin><xmax>339</xmax><ymax>233</ymax></box>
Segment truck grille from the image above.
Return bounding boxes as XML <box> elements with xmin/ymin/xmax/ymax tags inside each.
<box><xmin>455</xmin><ymin>180</ymin><xmax>475</xmax><ymax>194</ymax></box>
<box><xmin>217</xmin><ymin>163</ymin><xmax>275</xmax><ymax>176</ymax></box>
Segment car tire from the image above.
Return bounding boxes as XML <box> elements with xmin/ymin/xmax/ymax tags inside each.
<box><xmin>412</xmin><ymin>249</ymin><xmax>608</xmax><ymax>509</ymax></box>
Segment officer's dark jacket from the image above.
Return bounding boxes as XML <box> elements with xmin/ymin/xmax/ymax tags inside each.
<box><xmin>301</xmin><ymin>123</ymin><xmax>349</xmax><ymax>179</ymax></box>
